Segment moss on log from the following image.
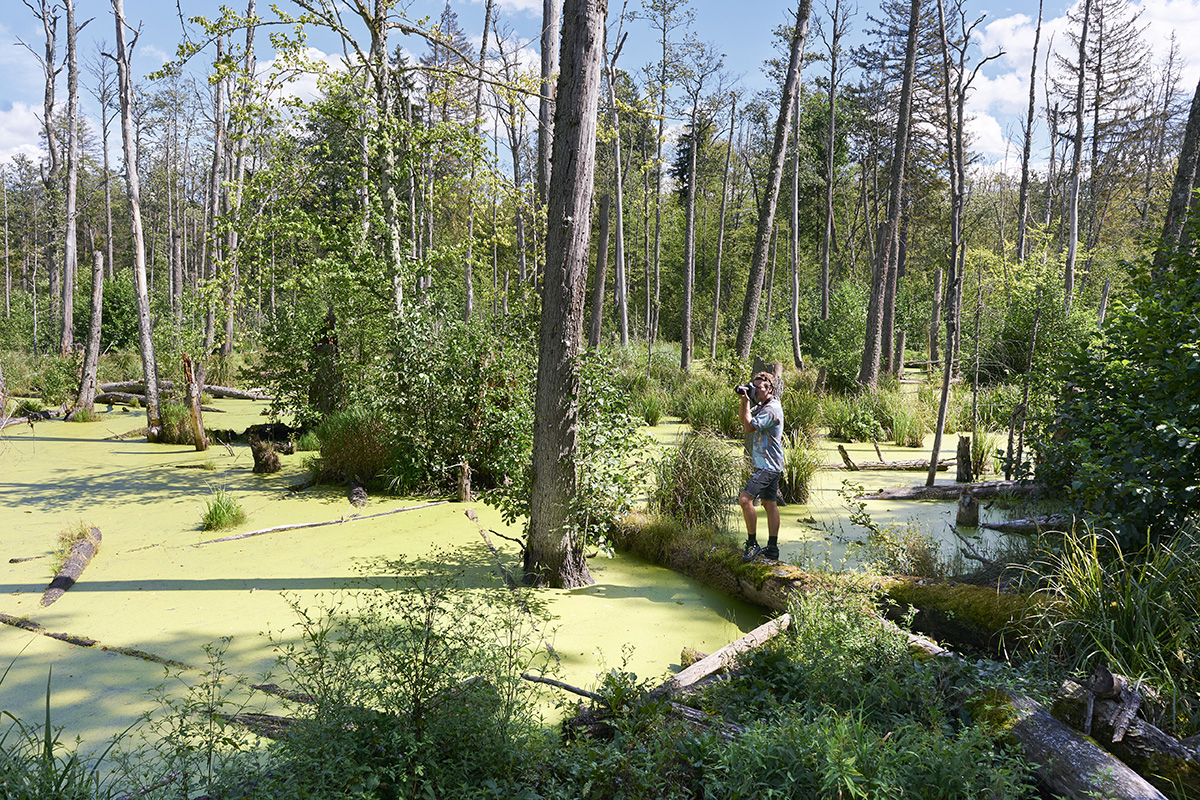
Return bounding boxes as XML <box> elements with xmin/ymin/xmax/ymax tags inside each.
<box><xmin>41</xmin><ymin>526</ymin><xmax>101</xmax><ymax>607</ymax></box>
<box><xmin>608</xmin><ymin>512</ymin><xmax>1040</xmax><ymax>653</ymax></box>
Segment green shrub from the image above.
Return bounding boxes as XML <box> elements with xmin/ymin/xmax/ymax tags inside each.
<box><xmin>824</xmin><ymin>394</ymin><xmax>884</xmax><ymax>442</ymax></box>
<box><xmin>201</xmin><ymin>489</ymin><xmax>246</xmax><ymax>531</ymax></box>
<box><xmin>314</xmin><ymin>406</ymin><xmax>393</xmax><ymax>487</ymax></box>
<box><xmin>890</xmin><ymin>401</ymin><xmax>927</xmax><ymax>447</ymax></box>
<box><xmin>650</xmin><ymin>432</ymin><xmax>741</xmax><ymax>531</ymax></box>
<box><xmin>637</xmin><ymin>388</ymin><xmax>665</xmax><ymax>426</ymax></box>
<box><xmin>69</xmin><ymin>407</ymin><xmax>99</xmax><ymax>423</ymax></box>
<box><xmin>13</xmin><ymin>397</ymin><xmax>45</xmax><ymax>417</ymax></box>
<box><xmin>971</xmin><ymin>431</ymin><xmax>1001</xmax><ymax>476</ymax></box>
<box><xmin>1036</xmin><ymin>229</ymin><xmax>1200</xmax><ymax>548</ymax></box>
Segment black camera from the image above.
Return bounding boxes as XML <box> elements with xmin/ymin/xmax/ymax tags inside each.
<box><xmin>734</xmin><ymin>382</ymin><xmax>754</xmax><ymax>398</ymax></box>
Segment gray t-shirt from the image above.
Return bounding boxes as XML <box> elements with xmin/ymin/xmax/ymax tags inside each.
<box><xmin>749</xmin><ymin>397</ymin><xmax>785</xmax><ymax>472</ymax></box>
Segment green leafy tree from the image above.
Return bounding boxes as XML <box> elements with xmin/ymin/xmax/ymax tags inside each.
<box><xmin>1037</xmin><ymin>215</ymin><xmax>1200</xmax><ymax>548</ymax></box>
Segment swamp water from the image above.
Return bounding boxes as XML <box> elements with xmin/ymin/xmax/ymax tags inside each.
<box><xmin>0</xmin><ymin>400</ymin><xmax>1012</xmax><ymax>759</ymax></box>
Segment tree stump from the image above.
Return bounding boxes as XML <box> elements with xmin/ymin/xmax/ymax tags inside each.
<box><xmin>957</xmin><ymin>490</ymin><xmax>980</xmax><ymax>527</ymax></box>
<box><xmin>956</xmin><ymin>435</ymin><xmax>974</xmax><ymax>483</ymax></box>
<box><xmin>250</xmin><ymin>437</ymin><xmax>280</xmax><ymax>473</ymax></box>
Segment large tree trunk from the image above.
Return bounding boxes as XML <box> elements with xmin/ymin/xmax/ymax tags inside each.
<box><xmin>734</xmin><ymin>0</ymin><xmax>813</xmax><ymax>360</ymax></box>
<box><xmin>788</xmin><ymin>109</ymin><xmax>804</xmax><ymax>370</ymax></box>
<box><xmin>680</xmin><ymin>104</ymin><xmax>700</xmax><ymax>372</ymax></box>
<box><xmin>463</xmin><ymin>0</ymin><xmax>494</xmax><ymax>321</ymax></box>
<box><xmin>859</xmin><ymin>0</ymin><xmax>919</xmax><ymax>387</ymax></box>
<box><xmin>75</xmin><ymin>251</ymin><xmax>104</xmax><ymax>412</ymax></box>
<box><xmin>112</xmin><ymin>0</ymin><xmax>162</xmax><ymax>441</ymax></box>
<box><xmin>602</xmin><ymin>34</ymin><xmax>630</xmax><ymax>346</ymax></box>
<box><xmin>525</xmin><ymin>0</ymin><xmax>607</xmax><ymax>589</ymax></box>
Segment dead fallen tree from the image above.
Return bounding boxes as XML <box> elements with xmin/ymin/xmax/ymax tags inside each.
<box><xmin>98</xmin><ymin>380</ymin><xmax>271</xmax><ymax>401</ymax></box>
<box><xmin>1</xmin><ymin>407</ymin><xmax>65</xmax><ymax>430</ymax></box>
<box><xmin>1050</xmin><ymin>668</ymin><xmax>1200</xmax><ymax>798</ymax></box>
<box><xmin>859</xmin><ymin>480</ymin><xmax>1039</xmax><ymax>501</ymax></box>
<box><xmin>822</xmin><ymin>444</ymin><xmax>954</xmax><ymax>471</ymax></box>
<box><xmin>608</xmin><ymin>513</ymin><xmax>1040</xmax><ymax>653</ymax></box>
<box><xmin>42</xmin><ymin>526</ymin><xmax>101</xmax><ymax>607</ymax></box>
<box><xmin>981</xmin><ymin>514</ymin><xmax>1073</xmax><ymax>534</ymax></box>
<box><xmin>94</xmin><ymin>392</ymin><xmax>223</xmax><ymax>413</ymax></box>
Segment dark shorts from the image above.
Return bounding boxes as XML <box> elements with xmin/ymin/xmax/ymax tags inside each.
<box><xmin>743</xmin><ymin>468</ymin><xmax>782</xmax><ymax>502</ymax></box>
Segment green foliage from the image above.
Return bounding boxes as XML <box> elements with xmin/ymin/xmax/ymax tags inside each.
<box><xmin>201</xmin><ymin>488</ymin><xmax>246</xmax><ymax>531</ymax></box>
<box><xmin>801</xmin><ymin>282</ymin><xmax>870</xmax><ymax>394</ymax></box>
<box><xmin>650</xmin><ymin>431</ymin><xmax>741</xmax><ymax>531</ymax></box>
<box><xmin>294</xmin><ymin>430</ymin><xmax>320</xmax><ymax>452</ymax></box>
<box><xmin>971</xmin><ymin>431</ymin><xmax>1001</xmax><ymax>477</ymax></box>
<box><xmin>258</xmin><ymin>564</ymin><xmax>542</xmax><ymax>799</ymax></box>
<box><xmin>69</xmin><ymin>407</ymin><xmax>99</xmax><ymax>423</ymax></box>
<box><xmin>1031</xmin><ymin>527</ymin><xmax>1200</xmax><ymax>735</ymax></box>
<box><xmin>824</xmin><ymin>394</ymin><xmax>885</xmax><ymax>442</ymax></box>
<box><xmin>692</xmin><ymin>591</ymin><xmax>1036</xmax><ymax>799</ymax></box>
<box><xmin>890</xmin><ymin>399</ymin><xmax>927</xmax><ymax>447</ymax></box>
<box><xmin>780</xmin><ymin>383</ymin><xmax>823</xmax><ymax>446</ymax></box>
<box><xmin>1036</xmin><ymin>232</ymin><xmax>1200</xmax><ymax>547</ymax></box>
<box><xmin>99</xmin><ymin>272</ymin><xmax>140</xmax><ymax>351</ymax></box>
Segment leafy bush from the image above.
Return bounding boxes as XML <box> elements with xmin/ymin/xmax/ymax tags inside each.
<box><xmin>780</xmin><ymin>386</ymin><xmax>822</xmax><ymax>445</ymax></box>
<box><xmin>201</xmin><ymin>489</ymin><xmax>246</xmax><ymax>531</ymax></box>
<box><xmin>650</xmin><ymin>431</ymin><xmax>741</xmax><ymax>531</ymax></box>
<box><xmin>294</xmin><ymin>431</ymin><xmax>320</xmax><ymax>452</ymax></box>
<box><xmin>824</xmin><ymin>394</ymin><xmax>884</xmax><ymax>442</ymax></box>
<box><xmin>1036</xmin><ymin>232</ymin><xmax>1200</xmax><ymax>548</ymax></box>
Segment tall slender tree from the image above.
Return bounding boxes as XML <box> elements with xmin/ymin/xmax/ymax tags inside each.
<box><xmin>526</xmin><ymin>0</ymin><xmax>608</xmax><ymax>589</ymax></box>
<box><xmin>735</xmin><ymin>0</ymin><xmax>813</xmax><ymax>360</ymax></box>
<box><xmin>1015</xmin><ymin>0</ymin><xmax>1043</xmax><ymax>264</ymax></box>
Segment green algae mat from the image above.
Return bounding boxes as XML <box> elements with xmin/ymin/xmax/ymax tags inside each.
<box><xmin>0</xmin><ymin>401</ymin><xmax>762</xmax><ymax>756</ymax></box>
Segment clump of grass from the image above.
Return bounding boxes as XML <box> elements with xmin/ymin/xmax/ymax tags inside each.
<box><xmin>201</xmin><ymin>489</ymin><xmax>246</xmax><ymax>531</ymax></box>
<box><xmin>50</xmin><ymin>521</ymin><xmax>98</xmax><ymax>576</ymax></box>
<box><xmin>201</xmin><ymin>459</ymin><xmax>217</xmax><ymax>471</ymax></box>
<box><xmin>69</xmin><ymin>407</ymin><xmax>100</xmax><ymax>423</ymax></box>
<box><xmin>314</xmin><ymin>406</ymin><xmax>393</xmax><ymax>486</ymax></box>
<box><xmin>157</xmin><ymin>401</ymin><xmax>194</xmax><ymax>445</ymax></box>
<box><xmin>13</xmin><ymin>397</ymin><xmax>45</xmax><ymax>417</ymax></box>
<box><xmin>1031</xmin><ymin>527</ymin><xmax>1200</xmax><ymax>736</ymax></box>
<box><xmin>650</xmin><ymin>431</ymin><xmax>741</xmax><ymax>531</ymax></box>
<box><xmin>781</xmin><ymin>389</ymin><xmax>822</xmax><ymax>445</ymax></box>
<box><xmin>971</xmin><ymin>431</ymin><xmax>1001</xmax><ymax>476</ymax></box>
<box><xmin>637</xmin><ymin>388</ymin><xmax>665</xmax><ymax>426</ymax></box>
<box><xmin>890</xmin><ymin>401</ymin><xmax>927</xmax><ymax>447</ymax></box>
<box><xmin>780</xmin><ymin>443</ymin><xmax>821</xmax><ymax>505</ymax></box>
<box><xmin>294</xmin><ymin>430</ymin><xmax>320</xmax><ymax>452</ymax></box>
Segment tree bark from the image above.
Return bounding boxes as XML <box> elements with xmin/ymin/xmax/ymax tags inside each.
<box><xmin>112</xmin><ymin>0</ymin><xmax>162</xmax><ymax>441</ymax></box>
<box><xmin>735</xmin><ymin>0</ymin><xmax>813</xmax><ymax>360</ymax></box>
<box><xmin>75</xmin><ymin>251</ymin><xmax>104</xmax><ymax>413</ymax></box>
<box><xmin>1155</xmin><ymin>74</ymin><xmax>1200</xmax><ymax>274</ymax></box>
<box><xmin>859</xmin><ymin>0</ymin><xmax>919</xmax><ymax>386</ymax></box>
<box><xmin>525</xmin><ymin>0</ymin><xmax>607</xmax><ymax>589</ymax></box>
<box><xmin>41</xmin><ymin>526</ymin><xmax>101</xmax><ymax>607</ymax></box>
<box><xmin>603</xmin><ymin>31</ymin><xmax>630</xmax><ymax>347</ymax></box>
<box><xmin>61</xmin><ymin>0</ymin><xmax>82</xmax><ymax>354</ymax></box>
<box><xmin>711</xmin><ymin>95</ymin><xmax>736</xmax><ymax>359</ymax></box>
<box><xmin>183</xmin><ymin>353</ymin><xmax>208</xmax><ymax>451</ymax></box>
<box><xmin>537</xmin><ymin>0</ymin><xmax>559</xmax><ymax>218</ymax></box>
<box><xmin>1064</xmin><ymin>0</ymin><xmax>1092</xmax><ymax>312</ymax></box>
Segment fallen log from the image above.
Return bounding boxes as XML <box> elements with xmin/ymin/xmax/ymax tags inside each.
<box><xmin>1051</xmin><ymin>678</ymin><xmax>1200</xmax><ymax>798</ymax></box>
<box><xmin>1</xmin><ymin>407</ymin><xmax>65</xmax><ymax>430</ymax></box>
<box><xmin>609</xmin><ymin>513</ymin><xmax>1040</xmax><ymax>653</ymax></box>
<box><xmin>821</xmin><ymin>455</ymin><xmax>954</xmax><ymax>471</ymax></box>
<box><xmin>981</xmin><ymin>514</ymin><xmax>1073</xmax><ymax>534</ymax></box>
<box><xmin>99</xmin><ymin>380</ymin><xmax>271</xmax><ymax>401</ymax></box>
<box><xmin>185</xmin><ymin>500</ymin><xmax>449</xmax><ymax>548</ymax></box>
<box><xmin>859</xmin><ymin>480</ymin><xmax>1039</xmax><ymax>501</ymax></box>
<box><xmin>0</xmin><ymin>612</ymin><xmax>98</xmax><ymax>647</ymax></box>
<box><xmin>973</xmin><ymin>689</ymin><xmax>1170</xmax><ymax>800</ymax></box>
<box><xmin>42</xmin><ymin>526</ymin><xmax>101</xmax><ymax>607</ymax></box>
<box><xmin>94</xmin><ymin>392</ymin><xmax>224</xmax><ymax>413</ymax></box>
<box><xmin>653</xmin><ymin>614</ymin><xmax>791</xmax><ymax>698</ymax></box>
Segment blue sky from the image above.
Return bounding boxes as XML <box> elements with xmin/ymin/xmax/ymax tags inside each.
<box><xmin>2</xmin><ymin>0</ymin><xmax>1199</xmax><ymax>173</ymax></box>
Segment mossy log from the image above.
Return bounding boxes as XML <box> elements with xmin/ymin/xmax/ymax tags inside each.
<box><xmin>1052</xmin><ymin>679</ymin><xmax>1200</xmax><ymax>799</ymax></box>
<box><xmin>972</xmin><ymin>689</ymin><xmax>1169</xmax><ymax>800</ymax></box>
<box><xmin>860</xmin><ymin>480</ymin><xmax>1038</xmax><ymax>501</ymax></box>
<box><xmin>41</xmin><ymin>526</ymin><xmax>101</xmax><ymax>607</ymax></box>
<box><xmin>608</xmin><ymin>513</ymin><xmax>1040</xmax><ymax>653</ymax></box>
<box><xmin>1</xmin><ymin>407</ymin><xmax>65</xmax><ymax>430</ymax></box>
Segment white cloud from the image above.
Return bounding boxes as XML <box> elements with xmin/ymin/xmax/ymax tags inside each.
<box><xmin>0</xmin><ymin>102</ymin><xmax>44</xmax><ymax>165</ymax></box>
<box><xmin>259</xmin><ymin>46</ymin><xmax>348</xmax><ymax>104</ymax></box>
<box><xmin>965</xmin><ymin>110</ymin><xmax>1011</xmax><ymax>163</ymax></box>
